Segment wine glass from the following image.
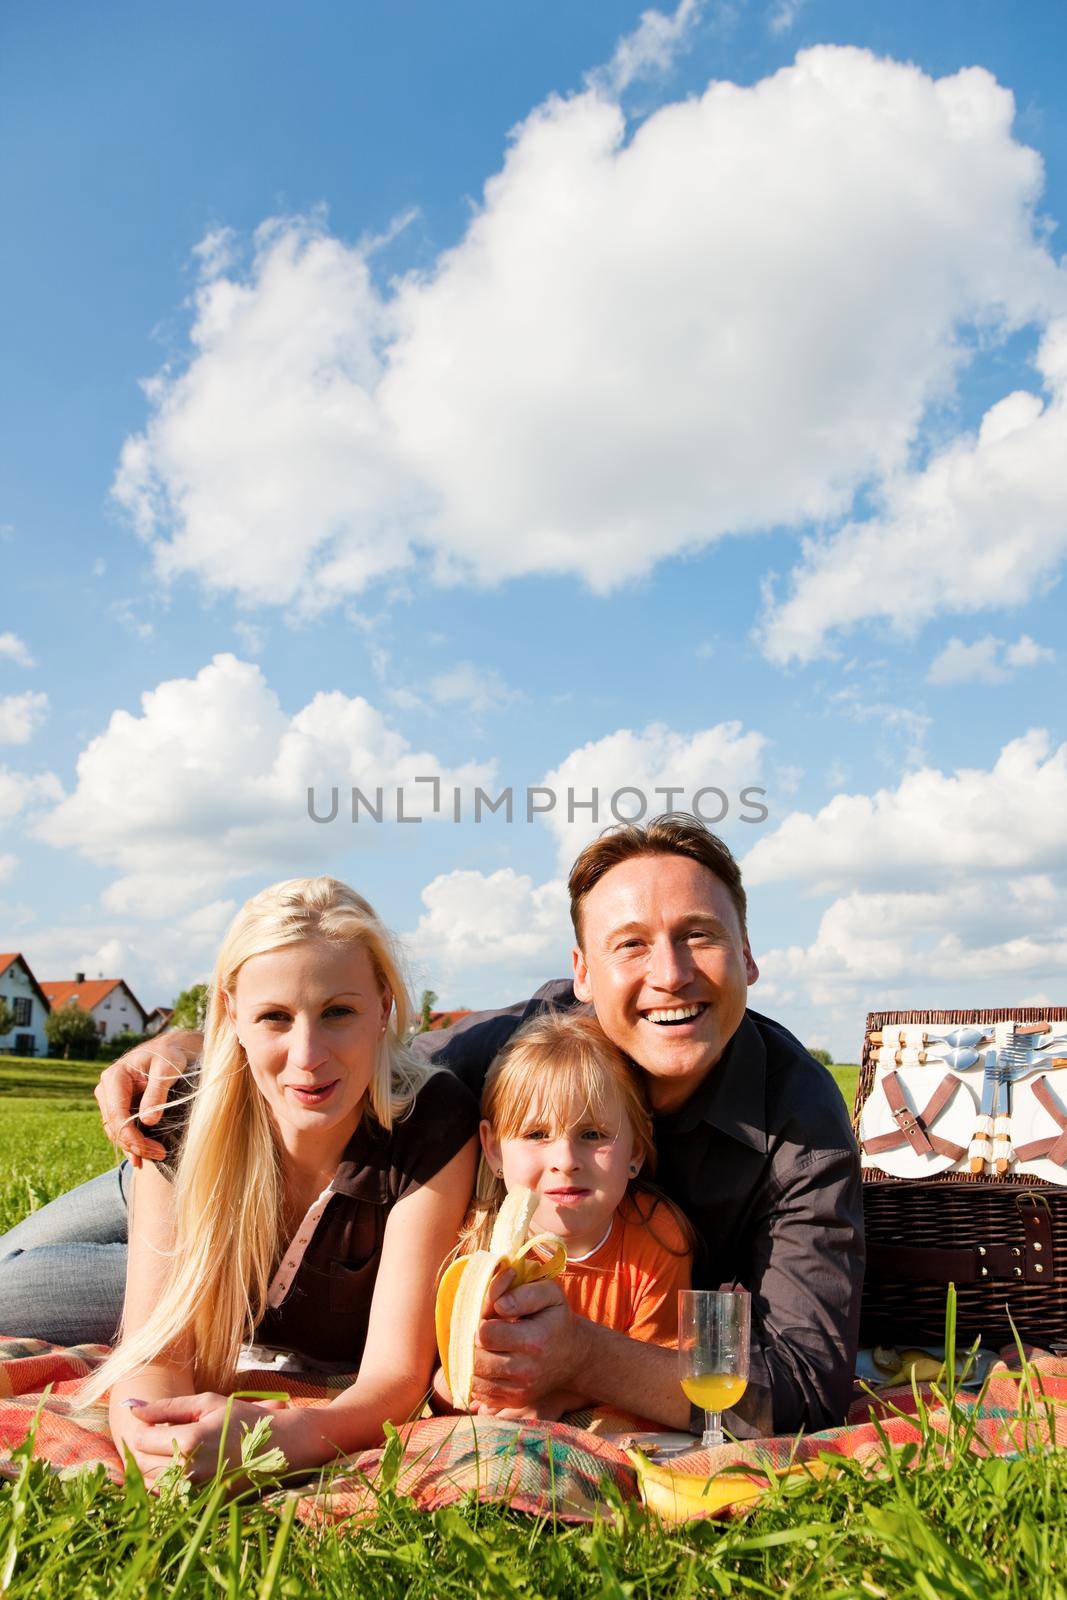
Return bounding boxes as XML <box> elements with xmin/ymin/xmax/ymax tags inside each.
<box><xmin>678</xmin><ymin>1289</ymin><xmax>751</xmax><ymax>1449</ymax></box>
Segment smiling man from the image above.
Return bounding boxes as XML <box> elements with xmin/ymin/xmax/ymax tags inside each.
<box><xmin>414</xmin><ymin>815</ymin><xmax>864</xmax><ymax>1437</ymax></box>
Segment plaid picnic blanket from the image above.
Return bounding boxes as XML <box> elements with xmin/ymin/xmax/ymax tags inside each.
<box><xmin>2</xmin><ymin>1336</ymin><xmax>1065</xmax><ymax>1523</ymax></box>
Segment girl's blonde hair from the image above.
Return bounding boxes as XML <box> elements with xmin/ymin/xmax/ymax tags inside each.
<box><xmin>84</xmin><ymin>876</ymin><xmax>426</xmax><ymax>1401</ymax></box>
<box><xmin>457</xmin><ymin>1009</ymin><xmax>693</xmax><ymax>1257</ymax></box>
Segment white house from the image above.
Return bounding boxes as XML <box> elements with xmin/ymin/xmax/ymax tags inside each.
<box><xmin>0</xmin><ymin>952</ymin><xmax>51</xmax><ymax>1057</ymax></box>
<box><xmin>41</xmin><ymin>974</ymin><xmax>148</xmax><ymax>1043</ymax></box>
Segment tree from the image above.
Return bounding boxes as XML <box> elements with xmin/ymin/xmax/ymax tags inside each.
<box><xmin>170</xmin><ymin>983</ymin><xmax>209</xmax><ymax>1030</ymax></box>
<box><xmin>808</xmin><ymin>1046</ymin><xmax>834</xmax><ymax>1068</ymax></box>
<box><xmin>0</xmin><ymin>998</ymin><xmax>13</xmax><ymax>1040</ymax></box>
<box><xmin>45</xmin><ymin>1002</ymin><xmax>99</xmax><ymax>1060</ymax></box>
<box><xmin>99</xmin><ymin>1029</ymin><xmax>148</xmax><ymax>1062</ymax></box>
<box><xmin>416</xmin><ymin>989</ymin><xmax>438</xmax><ymax>1034</ymax></box>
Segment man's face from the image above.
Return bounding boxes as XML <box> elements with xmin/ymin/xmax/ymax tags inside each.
<box><xmin>571</xmin><ymin>853</ymin><xmax>759</xmax><ymax>1114</ymax></box>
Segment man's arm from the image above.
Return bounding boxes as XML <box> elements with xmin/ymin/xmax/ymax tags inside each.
<box><xmin>95</xmin><ymin>1031</ymin><xmax>202</xmax><ymax>1164</ymax></box>
<box><xmin>471</xmin><ymin>1275</ymin><xmax>692</xmax><ymax>1430</ymax></box>
<box><xmin>728</xmin><ymin>1140</ymin><xmax>864</xmax><ymax>1438</ymax></box>
<box><xmin>409</xmin><ymin>981</ymin><xmax>576</xmax><ymax>1091</ymax></box>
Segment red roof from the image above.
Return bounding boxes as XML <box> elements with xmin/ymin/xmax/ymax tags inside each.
<box><xmin>41</xmin><ymin>978</ymin><xmax>146</xmax><ymax>1021</ymax></box>
<box><xmin>428</xmin><ymin>1009</ymin><xmax>472</xmax><ymax>1031</ymax></box>
<box><xmin>0</xmin><ymin>952</ymin><xmax>51</xmax><ymax>1009</ymax></box>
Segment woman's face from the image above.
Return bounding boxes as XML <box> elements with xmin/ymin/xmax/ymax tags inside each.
<box><xmin>227</xmin><ymin>938</ymin><xmax>391</xmax><ymax>1152</ymax></box>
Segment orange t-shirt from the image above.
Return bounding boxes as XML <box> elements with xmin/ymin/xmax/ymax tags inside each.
<box><xmin>557</xmin><ymin>1198</ymin><xmax>692</xmax><ymax>1347</ymax></box>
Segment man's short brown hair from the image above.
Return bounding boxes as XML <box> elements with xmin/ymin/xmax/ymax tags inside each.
<box><xmin>568</xmin><ymin>813</ymin><xmax>748</xmax><ymax>947</ymax></box>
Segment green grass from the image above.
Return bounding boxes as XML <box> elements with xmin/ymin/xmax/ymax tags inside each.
<box><xmin>3</xmin><ymin>1064</ymin><xmax>1063</xmax><ymax>1597</ymax></box>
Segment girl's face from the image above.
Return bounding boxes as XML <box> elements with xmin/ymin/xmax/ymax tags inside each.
<box><xmin>481</xmin><ymin>1080</ymin><xmax>640</xmax><ymax>1254</ymax></box>
<box><xmin>226</xmin><ymin>939</ymin><xmax>391</xmax><ymax>1158</ymax></box>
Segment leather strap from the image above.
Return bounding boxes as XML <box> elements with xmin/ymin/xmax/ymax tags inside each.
<box><xmin>867</xmin><ymin>1194</ymin><xmax>1055</xmax><ymax>1285</ymax></box>
<box><xmin>863</xmin><ymin>1073</ymin><xmax>966</xmax><ymax>1162</ymax></box>
<box><xmin>1014</xmin><ymin>1076</ymin><xmax>1067</xmax><ymax>1167</ymax></box>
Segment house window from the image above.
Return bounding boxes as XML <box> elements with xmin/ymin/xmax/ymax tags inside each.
<box><xmin>12</xmin><ymin>997</ymin><xmax>31</xmax><ymax>1026</ymax></box>
<box><xmin>96</xmin><ymin>1021</ymin><xmax>106</xmax><ymax>1038</ymax></box>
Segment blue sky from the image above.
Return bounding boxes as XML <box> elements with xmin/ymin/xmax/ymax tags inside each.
<box><xmin>2</xmin><ymin>0</ymin><xmax>1066</xmax><ymax>1057</ymax></box>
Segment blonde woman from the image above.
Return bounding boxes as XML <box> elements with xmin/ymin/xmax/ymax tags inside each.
<box><xmin>83</xmin><ymin>877</ymin><xmax>477</xmax><ymax>1483</ymax></box>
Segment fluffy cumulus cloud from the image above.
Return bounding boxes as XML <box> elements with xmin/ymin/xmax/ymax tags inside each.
<box><xmin>113</xmin><ymin>45</ymin><xmax>1064</xmax><ymax>616</ymax></box>
<box><xmin>405</xmin><ymin>868</ymin><xmax>571</xmax><ymax>1004</ymax></box>
<box><xmin>757</xmin><ymin>877</ymin><xmax>1067</xmax><ymax>1030</ymax></box>
<box><xmin>539</xmin><ymin>720</ymin><xmax>767</xmax><ymax>870</ymax></box>
<box><xmin>927</xmin><ymin>632</ymin><xmax>1055</xmax><ymax>685</ymax></box>
<box><xmin>740</xmin><ymin>733</ymin><xmax>1067</xmax><ymax>1054</ymax></box>
<box><xmin>762</xmin><ymin>319</ymin><xmax>1067</xmax><ymax>663</ymax></box>
<box><xmin>33</xmin><ymin>654</ymin><xmax>493</xmax><ymax>916</ymax></box>
<box><xmin>744</xmin><ymin>729</ymin><xmax>1067</xmax><ymax>893</ymax></box>
<box><xmin>0</xmin><ymin>692</ymin><xmax>49</xmax><ymax>745</ymax></box>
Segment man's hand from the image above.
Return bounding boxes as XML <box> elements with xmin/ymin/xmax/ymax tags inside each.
<box><xmin>469</xmin><ymin>1272</ymin><xmax>591</xmax><ymax>1411</ymax></box>
<box><xmin>94</xmin><ymin>1030</ymin><xmax>203</xmax><ymax>1166</ymax></box>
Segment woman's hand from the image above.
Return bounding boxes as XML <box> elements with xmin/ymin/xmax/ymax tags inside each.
<box><xmin>121</xmin><ymin>1393</ymin><xmax>303</xmax><ymax>1485</ymax></box>
<box><xmin>95</xmin><ymin>1030</ymin><xmax>203</xmax><ymax>1166</ymax></box>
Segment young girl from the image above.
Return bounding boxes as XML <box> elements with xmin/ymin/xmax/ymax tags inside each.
<box><xmin>440</xmin><ymin>1009</ymin><xmax>694</xmax><ymax>1420</ymax></box>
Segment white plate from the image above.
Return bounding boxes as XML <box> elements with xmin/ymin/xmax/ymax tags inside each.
<box><xmin>1010</xmin><ymin>1072</ymin><xmax>1067</xmax><ymax>1188</ymax></box>
<box><xmin>859</xmin><ymin>1067</ymin><xmax>977</xmax><ymax>1178</ymax></box>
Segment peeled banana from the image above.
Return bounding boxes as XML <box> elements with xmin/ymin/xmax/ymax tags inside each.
<box><xmin>434</xmin><ymin>1186</ymin><xmax>567</xmax><ymax>1409</ymax></box>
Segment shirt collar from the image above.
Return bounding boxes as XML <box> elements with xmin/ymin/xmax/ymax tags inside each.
<box><xmin>653</xmin><ymin>1010</ymin><xmax>768</xmax><ymax>1153</ymax></box>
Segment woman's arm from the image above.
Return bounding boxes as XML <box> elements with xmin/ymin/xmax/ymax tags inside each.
<box><xmin>127</xmin><ymin>1135</ymin><xmax>479</xmax><ymax>1479</ymax></box>
<box><xmin>292</xmin><ymin>1134</ymin><xmax>478</xmax><ymax>1464</ymax></box>
<box><xmin>107</xmin><ymin>1161</ymin><xmax>197</xmax><ymax>1473</ymax></box>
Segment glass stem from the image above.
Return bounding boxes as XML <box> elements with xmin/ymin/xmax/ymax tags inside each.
<box><xmin>702</xmin><ymin>1409</ymin><xmax>724</xmax><ymax>1449</ymax></box>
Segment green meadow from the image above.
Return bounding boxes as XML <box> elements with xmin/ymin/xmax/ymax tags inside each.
<box><xmin>4</xmin><ymin>1054</ymin><xmax>1064</xmax><ymax>1599</ymax></box>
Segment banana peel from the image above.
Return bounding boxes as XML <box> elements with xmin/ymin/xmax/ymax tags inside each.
<box><xmin>435</xmin><ymin>1187</ymin><xmax>566</xmax><ymax>1409</ymax></box>
<box><xmin>871</xmin><ymin>1346</ymin><xmax>945</xmax><ymax>1386</ymax></box>
<box><xmin>627</xmin><ymin>1446</ymin><xmax>833</xmax><ymax>1523</ymax></box>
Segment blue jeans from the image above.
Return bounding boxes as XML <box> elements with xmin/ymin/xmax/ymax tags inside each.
<box><xmin>0</xmin><ymin>1163</ymin><xmax>130</xmax><ymax>1344</ymax></box>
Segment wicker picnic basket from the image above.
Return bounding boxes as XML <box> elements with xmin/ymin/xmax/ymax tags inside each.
<box><xmin>852</xmin><ymin>1007</ymin><xmax>1067</xmax><ymax>1351</ymax></box>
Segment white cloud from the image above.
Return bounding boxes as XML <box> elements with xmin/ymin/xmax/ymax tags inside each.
<box><xmin>406</xmin><ymin>868</ymin><xmax>571</xmax><ymax>1004</ymax></box>
<box><xmin>0</xmin><ymin>692</ymin><xmax>49</xmax><ymax>745</ymax></box>
<box><xmin>767</xmin><ymin>0</ymin><xmax>807</xmax><ymax>34</ymax></box>
<box><xmin>33</xmin><ymin>653</ymin><xmax>494</xmax><ymax>916</ymax></box>
<box><xmin>744</xmin><ymin>729</ymin><xmax>1067</xmax><ymax>893</ymax></box>
<box><xmin>0</xmin><ymin>634</ymin><xmax>34</xmax><ymax>669</ymax></box>
<box><xmin>91</xmin><ymin>558</ymin><xmax>107</xmax><ymax>579</ymax></box>
<box><xmin>428</xmin><ymin>663</ymin><xmax>521</xmax><ymax>716</ymax></box>
<box><xmin>762</xmin><ymin>319</ymin><xmax>1067</xmax><ymax>663</ymax></box>
<box><xmin>0</xmin><ymin>767</ymin><xmax>62</xmax><ymax>829</ymax></box>
<box><xmin>233</xmin><ymin>620</ymin><xmax>265</xmax><ymax>656</ymax></box>
<box><xmin>824</xmin><ymin>690</ymin><xmax>931</xmax><ymax>769</ymax></box>
<box><xmin>587</xmin><ymin>0</ymin><xmax>706</xmax><ymax>97</ymax></box>
<box><xmin>18</xmin><ymin>899</ymin><xmax>238</xmax><ymax>1008</ymax></box>
<box><xmin>928</xmin><ymin>631</ymin><xmax>1055</xmax><ymax>685</ymax></box>
<box><xmin>540</xmin><ymin>720</ymin><xmax>767</xmax><ymax>870</ymax></box>
<box><xmin>0</xmin><ymin>853</ymin><xmax>15</xmax><ymax>885</ymax></box>
<box><xmin>756</xmin><ymin>877</ymin><xmax>1067</xmax><ymax>1036</ymax></box>
<box><xmin>109</xmin><ymin>599</ymin><xmax>154</xmax><ymax>640</ymax></box>
<box><xmin>113</xmin><ymin>48</ymin><xmax>1064</xmax><ymax>616</ymax></box>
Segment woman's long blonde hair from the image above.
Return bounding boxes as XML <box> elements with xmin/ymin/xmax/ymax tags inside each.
<box><xmin>457</xmin><ymin>1009</ymin><xmax>694</xmax><ymax>1258</ymax></box>
<box><xmin>84</xmin><ymin>876</ymin><xmax>427</xmax><ymax>1400</ymax></box>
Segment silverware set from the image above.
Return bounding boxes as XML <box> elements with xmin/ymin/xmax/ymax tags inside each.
<box><xmin>868</xmin><ymin>1022</ymin><xmax>1067</xmax><ymax>1176</ymax></box>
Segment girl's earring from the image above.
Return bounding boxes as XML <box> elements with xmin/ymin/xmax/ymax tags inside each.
<box><xmin>628</xmin><ymin>1162</ymin><xmax>640</xmax><ymax>1177</ymax></box>
<box><xmin>496</xmin><ymin>1169</ymin><xmax>504</xmax><ymax>1179</ymax></box>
